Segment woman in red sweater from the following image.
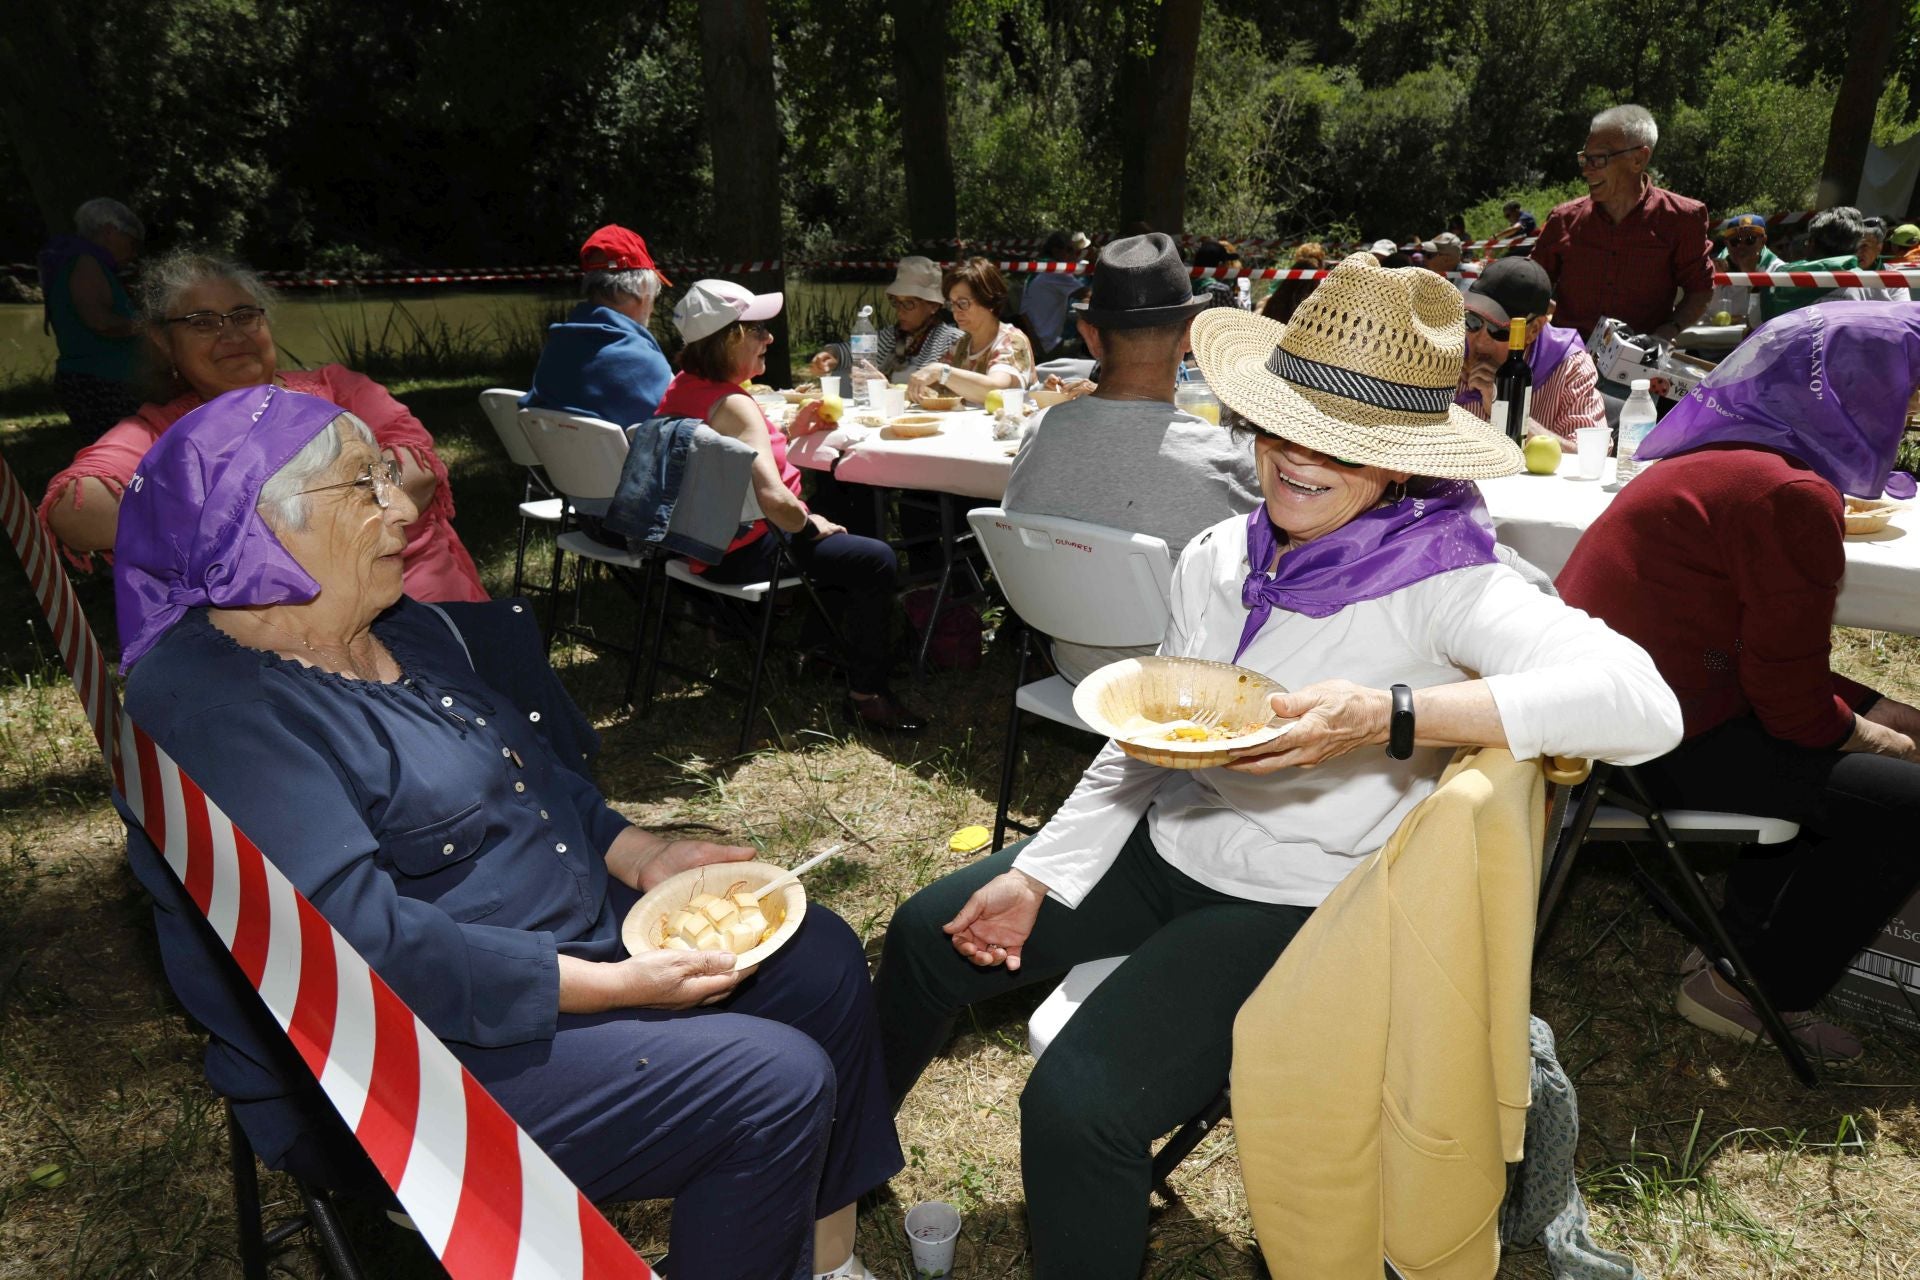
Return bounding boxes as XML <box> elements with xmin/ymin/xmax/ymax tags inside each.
<box><xmin>1558</xmin><ymin>303</ymin><xmax>1920</xmax><ymax>1063</ymax></box>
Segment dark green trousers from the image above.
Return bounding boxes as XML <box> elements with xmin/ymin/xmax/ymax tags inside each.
<box><xmin>874</xmin><ymin>820</ymin><xmax>1312</xmax><ymax>1278</ymax></box>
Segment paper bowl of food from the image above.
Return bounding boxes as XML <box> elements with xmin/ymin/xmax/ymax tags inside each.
<box><xmin>1845</xmin><ymin>496</ymin><xmax>1903</xmax><ymax>537</ymax></box>
<box><xmin>622</xmin><ymin>860</ymin><xmax>807</xmax><ymax>971</ymax></box>
<box><xmin>783</xmin><ymin>385</ymin><xmax>820</xmax><ymax>405</ymax></box>
<box><xmin>1072</xmin><ymin>656</ymin><xmax>1291</xmax><ymax>769</ymax></box>
<box><xmin>885</xmin><ymin>413</ymin><xmax>945</xmax><ymax>439</ymax></box>
<box><xmin>917</xmin><ymin>393</ymin><xmax>963</xmax><ymax>411</ymax></box>
<box><xmin>1030</xmin><ymin>388</ymin><xmax>1072</xmax><ymax>409</ymax></box>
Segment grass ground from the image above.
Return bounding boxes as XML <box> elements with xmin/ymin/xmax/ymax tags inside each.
<box><xmin>3</xmin><ymin>376</ymin><xmax>1920</xmax><ymax>1278</ymax></box>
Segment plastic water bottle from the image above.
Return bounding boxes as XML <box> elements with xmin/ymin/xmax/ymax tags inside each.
<box><xmin>1236</xmin><ymin>278</ymin><xmax>1253</xmax><ymax>311</ymax></box>
<box><xmin>850</xmin><ymin>306</ymin><xmax>879</xmax><ymax>406</ymax></box>
<box><xmin>1614</xmin><ymin>379</ymin><xmax>1657</xmax><ymax>482</ymax></box>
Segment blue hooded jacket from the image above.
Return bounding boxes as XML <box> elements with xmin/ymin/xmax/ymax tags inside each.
<box><xmin>522</xmin><ymin>302</ymin><xmax>672</xmax><ymax>428</ymax></box>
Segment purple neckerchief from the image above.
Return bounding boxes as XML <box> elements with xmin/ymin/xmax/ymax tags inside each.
<box><xmin>1638</xmin><ymin>301</ymin><xmax>1920</xmax><ymax>498</ymax></box>
<box><xmin>1234</xmin><ymin>478</ymin><xmax>1499</xmax><ymax>661</ymax></box>
<box><xmin>37</xmin><ymin>235</ymin><xmax>121</xmax><ymax>331</ymax></box>
<box><xmin>1527</xmin><ymin>322</ymin><xmax>1583</xmax><ymax>385</ymax></box>
<box><xmin>115</xmin><ymin>387</ymin><xmax>347</xmax><ymax>670</ymax></box>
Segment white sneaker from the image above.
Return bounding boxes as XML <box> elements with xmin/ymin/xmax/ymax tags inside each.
<box><xmin>815</xmin><ymin>1253</ymin><xmax>869</xmax><ymax>1279</ymax></box>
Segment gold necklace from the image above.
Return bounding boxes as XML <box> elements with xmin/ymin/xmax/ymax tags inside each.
<box><xmin>252</xmin><ymin>614</ymin><xmax>385</xmax><ymax>681</ymax></box>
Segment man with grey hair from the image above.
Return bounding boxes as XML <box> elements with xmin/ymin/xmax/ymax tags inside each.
<box><xmin>40</xmin><ymin>196</ymin><xmax>145</xmax><ymax>438</ymax></box>
<box><xmin>524</xmin><ymin>224</ymin><xmax>673</xmax><ymax>428</ymax></box>
<box><xmin>1420</xmin><ymin>232</ymin><xmax>1463</xmax><ymax>279</ymax></box>
<box><xmin>1531</xmin><ymin>104</ymin><xmax>1714</xmax><ymax>344</ymax></box>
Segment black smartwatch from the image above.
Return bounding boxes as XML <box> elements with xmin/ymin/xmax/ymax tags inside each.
<box><xmin>1387</xmin><ymin>683</ymin><xmax>1415</xmax><ymax>759</ymax></box>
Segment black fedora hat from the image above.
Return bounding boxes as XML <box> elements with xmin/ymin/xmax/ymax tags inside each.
<box><xmin>1080</xmin><ymin>232</ymin><xmax>1213</xmax><ymax>329</ymax></box>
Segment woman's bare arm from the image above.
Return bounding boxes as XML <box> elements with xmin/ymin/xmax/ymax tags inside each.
<box><xmin>45</xmin><ymin>478</ymin><xmax>123</xmax><ymax>552</ymax></box>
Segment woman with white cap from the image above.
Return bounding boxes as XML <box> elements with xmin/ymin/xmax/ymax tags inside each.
<box><xmin>661</xmin><ymin>279</ymin><xmax>927</xmax><ymax>733</ymax></box>
<box><xmin>807</xmin><ymin>255</ymin><xmax>962</xmax><ymax>385</ymax></box>
<box><xmin>874</xmin><ymin>253</ymin><xmax>1682</xmax><ymax>1277</ymax></box>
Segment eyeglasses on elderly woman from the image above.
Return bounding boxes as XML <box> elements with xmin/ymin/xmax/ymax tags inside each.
<box><xmin>296</xmin><ymin>458</ymin><xmax>403</xmax><ymax>509</ymax></box>
<box><xmin>164</xmin><ymin>305</ymin><xmax>269</xmax><ymax>337</ymax></box>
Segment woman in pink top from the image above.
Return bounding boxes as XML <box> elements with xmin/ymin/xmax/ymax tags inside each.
<box><xmin>39</xmin><ymin>250</ymin><xmax>486</xmax><ymax>604</ymax></box>
<box><xmin>660</xmin><ymin>279</ymin><xmax>925</xmax><ymax>733</ymax></box>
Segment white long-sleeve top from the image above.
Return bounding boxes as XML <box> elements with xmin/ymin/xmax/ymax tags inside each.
<box><xmin>1012</xmin><ymin>513</ymin><xmax>1684</xmax><ymax>909</ymax></box>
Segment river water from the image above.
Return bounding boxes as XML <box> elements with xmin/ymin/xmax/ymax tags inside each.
<box><xmin>0</xmin><ymin>281</ymin><xmax>889</xmax><ymax>386</ymax></box>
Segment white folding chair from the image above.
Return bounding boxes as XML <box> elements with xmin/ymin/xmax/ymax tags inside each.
<box><xmin>965</xmin><ymin>508</ymin><xmax>1174</xmax><ymax>850</ymax></box>
<box><xmin>477</xmin><ymin>389</ymin><xmax>564</xmax><ymax>599</ymax></box>
<box><xmin>640</xmin><ymin>467</ymin><xmax>841</xmax><ymax>756</ymax></box>
<box><xmin>517</xmin><ymin>408</ymin><xmax>656</xmax><ymax>701</ymax></box>
<box><xmin>1535</xmin><ymin>762</ymin><xmax>1816</xmax><ymax>1084</ymax></box>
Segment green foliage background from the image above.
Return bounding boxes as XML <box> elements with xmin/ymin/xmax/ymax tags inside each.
<box><xmin>7</xmin><ymin>0</ymin><xmax>1920</xmax><ymax>264</ymax></box>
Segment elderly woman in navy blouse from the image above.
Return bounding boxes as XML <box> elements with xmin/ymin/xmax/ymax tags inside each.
<box><xmin>112</xmin><ymin>386</ymin><xmax>898</xmax><ymax>1280</ymax></box>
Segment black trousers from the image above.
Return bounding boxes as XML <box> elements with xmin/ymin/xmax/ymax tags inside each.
<box><xmin>1637</xmin><ymin>715</ymin><xmax>1920</xmax><ymax>1008</ymax></box>
<box><xmin>702</xmin><ymin>529</ymin><xmax>900</xmax><ymax>695</ymax></box>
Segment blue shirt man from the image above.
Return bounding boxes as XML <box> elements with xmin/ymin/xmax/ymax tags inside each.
<box><xmin>524</xmin><ymin>223</ymin><xmax>673</xmax><ymax>426</ymax></box>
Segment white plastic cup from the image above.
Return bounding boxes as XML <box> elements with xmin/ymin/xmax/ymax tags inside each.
<box><xmin>905</xmin><ymin>1200</ymin><xmax>960</xmax><ymax>1278</ymax></box>
<box><xmin>1575</xmin><ymin>426</ymin><xmax>1610</xmax><ymax>480</ymax></box>
<box><xmin>819</xmin><ymin>375</ymin><xmax>844</xmax><ymax>402</ymax></box>
<box><xmin>878</xmin><ymin>384</ymin><xmax>909</xmax><ymax>419</ymax></box>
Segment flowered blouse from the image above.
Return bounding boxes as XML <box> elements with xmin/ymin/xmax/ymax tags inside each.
<box><xmin>948</xmin><ymin>322</ymin><xmax>1034</xmax><ymax>388</ymax></box>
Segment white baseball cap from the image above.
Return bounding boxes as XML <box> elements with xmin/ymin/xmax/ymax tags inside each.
<box><xmin>1368</xmin><ymin>238</ymin><xmax>1400</xmax><ymax>257</ymax></box>
<box><xmin>672</xmin><ymin>279</ymin><xmax>784</xmax><ymax>344</ymax></box>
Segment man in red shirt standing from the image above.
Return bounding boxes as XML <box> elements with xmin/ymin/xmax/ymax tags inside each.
<box><xmin>1531</xmin><ymin>105</ymin><xmax>1714</xmax><ymax>344</ymax></box>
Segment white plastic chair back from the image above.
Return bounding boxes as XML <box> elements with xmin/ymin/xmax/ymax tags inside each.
<box><xmin>519</xmin><ymin>408</ymin><xmax>629</xmax><ymax>502</ymax></box>
<box><xmin>966</xmin><ymin>508</ymin><xmax>1173</xmax><ymax>648</ymax></box>
<box><xmin>479</xmin><ymin>388</ymin><xmax>540</xmax><ymax>467</ymax></box>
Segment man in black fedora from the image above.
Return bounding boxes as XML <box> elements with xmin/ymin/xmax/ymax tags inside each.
<box><xmin>1005</xmin><ymin>232</ymin><xmax>1261</xmax><ymax>682</ymax></box>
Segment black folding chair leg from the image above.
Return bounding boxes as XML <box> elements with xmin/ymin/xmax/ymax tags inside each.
<box><xmin>1611</xmin><ymin>770</ymin><xmax>1821</xmax><ymax>1087</ymax></box>
<box><xmin>1151</xmin><ymin>1087</ymin><xmax>1231</xmax><ymax>1191</ymax></box>
<box><xmin>993</xmin><ymin>628</ymin><xmax>1033</xmax><ymax>852</ymax></box>
<box><xmin>542</xmin><ymin>511</ymin><xmax>570</xmax><ymax>652</ymax></box>
<box><xmin>230</xmin><ymin>1103</ymin><xmax>271</xmax><ymax>1280</ymax></box>
<box><xmin>736</xmin><ymin>549</ymin><xmax>785</xmax><ymax>756</ymax></box>
<box><xmin>299</xmin><ymin>1185</ymin><xmax>367</xmax><ymax>1280</ymax></box>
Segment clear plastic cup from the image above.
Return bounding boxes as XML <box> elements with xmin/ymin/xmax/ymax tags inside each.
<box><xmin>818</xmin><ymin>375</ymin><xmax>845</xmax><ymax>402</ymax></box>
<box><xmin>1175</xmin><ymin>380</ymin><xmax>1222</xmax><ymax>425</ymax></box>
<box><xmin>1575</xmin><ymin>426</ymin><xmax>1610</xmax><ymax>480</ymax></box>
<box><xmin>905</xmin><ymin>1200</ymin><xmax>960</xmax><ymax>1278</ymax></box>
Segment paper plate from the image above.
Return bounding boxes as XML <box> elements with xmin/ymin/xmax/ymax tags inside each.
<box><xmin>622</xmin><ymin>860</ymin><xmax>807</xmax><ymax>971</ymax></box>
<box><xmin>886</xmin><ymin>414</ymin><xmax>944</xmax><ymax>439</ymax></box>
<box><xmin>1072</xmin><ymin>656</ymin><xmax>1291</xmax><ymax>769</ymax></box>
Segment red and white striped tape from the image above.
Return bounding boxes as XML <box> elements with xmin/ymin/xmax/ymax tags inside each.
<box><xmin>1713</xmin><ymin>269</ymin><xmax>1917</xmax><ymax>287</ymax></box>
<box><xmin>0</xmin><ymin>455</ymin><xmax>653</xmax><ymax>1280</ymax></box>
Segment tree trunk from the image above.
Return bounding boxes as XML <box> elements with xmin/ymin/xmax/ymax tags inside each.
<box><xmin>890</xmin><ymin>0</ymin><xmax>956</xmax><ymax>246</ymax></box>
<box><xmin>1818</xmin><ymin>0</ymin><xmax>1900</xmax><ymax>210</ymax></box>
<box><xmin>0</xmin><ymin>5</ymin><xmax>130</xmax><ymax>238</ymax></box>
<box><xmin>1118</xmin><ymin>0</ymin><xmax>1204</xmax><ymax>234</ymax></box>
<box><xmin>697</xmin><ymin>0</ymin><xmax>791</xmax><ymax>383</ymax></box>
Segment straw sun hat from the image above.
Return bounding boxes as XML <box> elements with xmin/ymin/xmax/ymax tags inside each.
<box><xmin>1191</xmin><ymin>252</ymin><xmax>1522</xmax><ymax>479</ymax></box>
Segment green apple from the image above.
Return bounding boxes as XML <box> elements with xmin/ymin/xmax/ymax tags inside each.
<box><xmin>1523</xmin><ymin>433</ymin><xmax>1563</xmax><ymax>475</ymax></box>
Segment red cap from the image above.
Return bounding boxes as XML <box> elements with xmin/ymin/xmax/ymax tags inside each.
<box><xmin>579</xmin><ymin>225</ymin><xmax>670</xmax><ymax>286</ymax></box>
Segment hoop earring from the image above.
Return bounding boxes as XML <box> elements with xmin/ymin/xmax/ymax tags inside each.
<box><xmin>1385</xmin><ymin>481</ymin><xmax>1407</xmax><ymax>503</ymax></box>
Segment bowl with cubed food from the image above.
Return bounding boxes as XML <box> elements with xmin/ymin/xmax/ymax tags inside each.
<box><xmin>622</xmin><ymin>861</ymin><xmax>807</xmax><ymax>970</ymax></box>
<box><xmin>1072</xmin><ymin>655</ymin><xmax>1292</xmax><ymax>769</ymax></box>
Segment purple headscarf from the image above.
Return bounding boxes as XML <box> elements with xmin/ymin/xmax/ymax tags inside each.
<box><xmin>1636</xmin><ymin>302</ymin><xmax>1920</xmax><ymax>499</ymax></box>
<box><xmin>114</xmin><ymin>387</ymin><xmax>348</xmax><ymax>671</ymax></box>
<box><xmin>1235</xmin><ymin>478</ymin><xmax>1498</xmax><ymax>660</ymax></box>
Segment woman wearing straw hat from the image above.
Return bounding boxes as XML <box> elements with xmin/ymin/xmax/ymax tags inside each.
<box><xmin>874</xmin><ymin>254</ymin><xmax>1682</xmax><ymax>1278</ymax></box>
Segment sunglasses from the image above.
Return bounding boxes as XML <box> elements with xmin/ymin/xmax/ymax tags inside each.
<box><xmin>1463</xmin><ymin>311</ymin><xmax>1512</xmax><ymax>343</ymax></box>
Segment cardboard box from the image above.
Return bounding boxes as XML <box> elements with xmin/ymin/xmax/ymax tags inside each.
<box><xmin>1830</xmin><ymin>893</ymin><xmax>1920</xmax><ymax>1033</ymax></box>
<box><xmin>1585</xmin><ymin>318</ymin><xmax>1716</xmax><ymax>401</ymax></box>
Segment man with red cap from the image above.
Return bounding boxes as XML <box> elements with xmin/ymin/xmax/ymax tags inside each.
<box><xmin>524</xmin><ymin>225</ymin><xmax>675</xmax><ymax>428</ymax></box>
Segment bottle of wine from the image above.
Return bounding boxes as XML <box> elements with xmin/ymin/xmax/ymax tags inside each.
<box><xmin>1489</xmin><ymin>316</ymin><xmax>1531</xmax><ymax>444</ymax></box>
